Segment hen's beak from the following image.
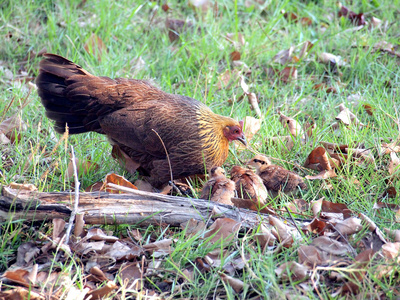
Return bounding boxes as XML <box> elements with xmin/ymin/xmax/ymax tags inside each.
<box><xmin>237</xmin><ymin>134</ymin><xmax>247</xmax><ymax>146</ymax></box>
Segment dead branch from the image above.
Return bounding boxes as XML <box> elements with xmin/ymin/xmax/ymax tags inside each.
<box><xmin>0</xmin><ymin>186</ymin><xmax>270</xmax><ymax>228</ymax></box>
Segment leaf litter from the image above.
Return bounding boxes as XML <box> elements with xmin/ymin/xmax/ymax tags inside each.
<box><xmin>2</xmin><ymin>2</ymin><xmax>400</xmax><ymax>299</ymax></box>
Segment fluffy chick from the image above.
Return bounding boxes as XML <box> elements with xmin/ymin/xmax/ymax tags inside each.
<box><xmin>247</xmin><ymin>154</ymin><xmax>307</xmax><ymax>197</ymax></box>
<box><xmin>230</xmin><ymin>166</ymin><xmax>269</xmax><ymax>205</ymax></box>
<box><xmin>200</xmin><ymin>167</ymin><xmax>236</xmax><ymax>205</ymax></box>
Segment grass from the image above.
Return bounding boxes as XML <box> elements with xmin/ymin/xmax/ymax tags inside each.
<box><xmin>1</xmin><ymin>0</ymin><xmax>400</xmax><ymax>298</ymax></box>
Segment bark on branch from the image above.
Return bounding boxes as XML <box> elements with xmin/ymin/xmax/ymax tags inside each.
<box><xmin>0</xmin><ymin>186</ymin><xmax>270</xmax><ymax>228</ymax></box>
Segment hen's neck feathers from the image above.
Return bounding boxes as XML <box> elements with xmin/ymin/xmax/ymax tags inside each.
<box><xmin>196</xmin><ymin>105</ymin><xmax>237</xmax><ymax>166</ymax></box>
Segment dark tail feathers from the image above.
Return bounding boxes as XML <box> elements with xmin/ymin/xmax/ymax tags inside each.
<box><xmin>36</xmin><ymin>53</ymin><xmax>100</xmax><ymax>134</ymax></box>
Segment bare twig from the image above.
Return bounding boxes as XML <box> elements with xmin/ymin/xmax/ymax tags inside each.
<box><xmin>152</xmin><ymin>129</ymin><xmax>173</xmax><ymax>185</ymax></box>
<box><xmin>65</xmin><ymin>145</ymin><xmax>80</xmax><ymax>244</ymax></box>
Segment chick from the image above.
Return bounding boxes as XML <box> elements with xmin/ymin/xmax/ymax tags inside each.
<box><xmin>247</xmin><ymin>154</ymin><xmax>307</xmax><ymax>198</ymax></box>
<box><xmin>200</xmin><ymin>167</ymin><xmax>235</xmax><ymax>205</ymax></box>
<box><xmin>230</xmin><ymin>166</ymin><xmax>269</xmax><ymax>205</ymax></box>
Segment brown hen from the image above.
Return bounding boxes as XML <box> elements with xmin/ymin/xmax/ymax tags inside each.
<box><xmin>200</xmin><ymin>167</ymin><xmax>235</xmax><ymax>205</ymax></box>
<box><xmin>247</xmin><ymin>155</ymin><xmax>307</xmax><ymax>197</ymax></box>
<box><xmin>230</xmin><ymin>166</ymin><xmax>268</xmax><ymax>205</ymax></box>
<box><xmin>36</xmin><ymin>54</ymin><xmax>246</xmax><ymax>187</ymax></box>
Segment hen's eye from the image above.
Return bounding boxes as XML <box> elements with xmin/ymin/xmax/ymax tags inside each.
<box><xmin>234</xmin><ymin>129</ymin><xmax>239</xmax><ymax>134</ymax></box>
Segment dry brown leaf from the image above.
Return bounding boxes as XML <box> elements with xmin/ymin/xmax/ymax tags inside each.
<box><xmin>275</xmin><ymin>261</ymin><xmax>309</xmax><ymax>282</ymax></box>
<box><xmin>16</xmin><ymin>243</ymin><xmax>40</xmax><ymax>266</ymax></box>
<box><xmin>216</xmin><ymin>69</ymin><xmax>240</xmax><ymax>90</ymax></box>
<box><xmin>104</xmin><ymin>173</ymin><xmax>138</xmax><ymax>193</ymax></box>
<box><xmin>299</xmin><ymin>41</ymin><xmax>314</xmax><ymax>59</ymax></box>
<box><xmin>279</xmin><ymin>112</ymin><xmax>303</xmax><ymax>138</ymax></box>
<box><xmin>74</xmin><ymin>213</ymin><xmax>85</xmax><ymax>238</ymax></box>
<box><xmin>311</xmin><ymin>236</ymin><xmax>351</xmax><ymax>256</ymax></box>
<box><xmin>220</xmin><ymin>273</ymin><xmax>244</xmax><ymax>293</ymax></box>
<box><xmin>381</xmin><ymin>242</ymin><xmax>400</xmax><ymax>262</ymax></box>
<box><xmin>107</xmin><ymin>241</ymin><xmax>143</xmax><ymax>260</ymax></box>
<box><xmin>254</xmin><ymin>224</ymin><xmax>276</xmax><ymax>248</ymax></box>
<box><xmin>318</xmin><ymin>52</ymin><xmax>347</xmax><ymax>66</ymax></box>
<box><xmin>298</xmin><ymin>245</ymin><xmax>323</xmax><ymax>267</ymax></box>
<box><xmin>310</xmin><ymin>198</ymin><xmax>324</xmax><ymax>217</ymax></box>
<box><xmin>312</xmin><ymin>83</ymin><xmax>337</xmax><ymax>94</ymax></box>
<box><xmin>119</xmin><ymin>262</ymin><xmax>143</xmax><ymax>288</ymax></box>
<box><xmin>239</xmin><ymin>76</ymin><xmax>262</xmax><ymax>118</ymax></box>
<box><xmin>66</xmin><ymin>157</ymin><xmax>99</xmax><ymax>179</ymax></box>
<box><xmin>279</xmin><ymin>66</ymin><xmax>297</xmax><ymax>82</ymax></box>
<box><xmin>384</xmin><ymin>228</ymin><xmax>400</xmax><ymax>242</ymax></box>
<box><xmin>9</xmin><ymin>182</ymin><xmax>37</xmax><ymax>191</ymax></box>
<box><xmin>188</xmin><ymin>0</ymin><xmax>210</xmax><ymax>12</ymax></box>
<box><xmin>268</xmin><ymin>135</ymin><xmax>295</xmax><ymax>152</ymax></box>
<box><xmin>52</xmin><ymin>218</ymin><xmax>66</xmax><ymax>241</ymax></box>
<box><xmin>230</xmin><ymin>51</ymin><xmax>241</xmax><ymax>61</ymax></box>
<box><xmin>225</xmin><ymin>33</ymin><xmax>245</xmax><ymax>48</ymax></box>
<box><xmin>335</xmin><ymin>103</ymin><xmax>364</xmax><ymax>127</ymax></box>
<box><xmin>363</xmin><ymin>104</ymin><xmax>375</xmax><ymax>116</ymax></box>
<box><xmin>0</xmin><ymin>113</ymin><xmax>27</xmax><ymax>144</ymax></box>
<box><xmin>204</xmin><ymin>218</ymin><xmax>241</xmax><ymax>244</ymax></box>
<box><xmin>3</xmin><ymin>269</ymin><xmax>31</xmax><ymax>287</ymax></box>
<box><xmin>86</xmin><ymin>281</ymin><xmax>118</xmax><ymax>299</ymax></box>
<box><xmin>86</xmin><ymin>228</ymin><xmax>119</xmax><ymax>242</ymax></box>
<box><xmin>143</xmin><ymin>239</ymin><xmax>173</xmax><ymax>257</ymax></box>
<box><xmin>112</xmin><ymin>144</ymin><xmax>141</xmax><ymax>174</ymax></box>
<box><xmin>84</xmin><ymin>33</ymin><xmax>107</xmax><ymax>61</ymax></box>
<box><xmin>269</xmin><ymin>216</ymin><xmax>299</xmax><ymax>247</ymax></box>
<box><xmin>304</xmin><ymin>146</ymin><xmax>332</xmax><ymax>171</ymax></box>
<box><xmin>0</xmin><ymin>287</ymin><xmax>45</xmax><ymax>300</ymax></box>
<box><xmin>180</xmin><ymin>218</ymin><xmax>206</xmax><ymax>237</ymax></box>
<box><xmin>370</xmin><ymin>16</ymin><xmax>382</xmax><ymax>28</ymax></box>
<box><xmin>273</xmin><ymin>46</ymin><xmax>295</xmax><ymax>65</ymax></box>
<box><xmin>333</xmin><ymin>217</ymin><xmax>363</xmax><ymax>235</ymax></box>
<box><xmin>242</xmin><ymin>116</ymin><xmax>261</xmax><ymax>142</ymax></box>
<box><xmin>388</xmin><ymin>152</ymin><xmax>400</xmax><ymax>176</ymax></box>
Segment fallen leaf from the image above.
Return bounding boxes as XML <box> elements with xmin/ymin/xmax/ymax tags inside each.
<box><xmin>84</xmin><ymin>33</ymin><xmax>107</xmax><ymax>61</ymax></box>
<box><xmin>86</xmin><ymin>228</ymin><xmax>119</xmax><ymax>242</ymax></box>
<box><xmin>304</xmin><ymin>146</ymin><xmax>332</xmax><ymax>171</ymax></box>
<box><xmin>273</xmin><ymin>46</ymin><xmax>295</xmax><ymax>65</ymax></box>
<box><xmin>225</xmin><ymin>33</ymin><xmax>245</xmax><ymax>48</ymax></box>
<box><xmin>143</xmin><ymin>239</ymin><xmax>173</xmax><ymax>257</ymax></box>
<box><xmin>66</xmin><ymin>157</ymin><xmax>99</xmax><ymax>180</ymax></box>
<box><xmin>275</xmin><ymin>261</ymin><xmax>309</xmax><ymax>282</ymax></box>
<box><xmin>104</xmin><ymin>173</ymin><xmax>138</xmax><ymax>193</ymax></box>
<box><xmin>298</xmin><ymin>245</ymin><xmax>323</xmax><ymax>267</ymax></box>
<box><xmin>230</xmin><ymin>51</ymin><xmax>241</xmax><ymax>61</ymax></box>
<box><xmin>335</xmin><ymin>103</ymin><xmax>364</xmax><ymax>127</ymax></box>
<box><xmin>338</xmin><ymin>4</ymin><xmax>366</xmax><ymax>26</ymax></box>
<box><xmin>381</xmin><ymin>242</ymin><xmax>400</xmax><ymax>262</ymax></box>
<box><xmin>220</xmin><ymin>273</ymin><xmax>244</xmax><ymax>293</ymax></box>
<box><xmin>333</xmin><ymin>217</ymin><xmax>363</xmax><ymax>235</ymax></box>
<box><xmin>112</xmin><ymin>144</ymin><xmax>140</xmax><ymax>174</ymax></box>
<box><xmin>388</xmin><ymin>152</ymin><xmax>400</xmax><ymax>176</ymax></box>
<box><xmin>279</xmin><ymin>112</ymin><xmax>303</xmax><ymax>138</ymax></box>
<box><xmin>311</xmin><ymin>236</ymin><xmax>351</xmax><ymax>256</ymax></box>
<box><xmin>204</xmin><ymin>218</ymin><xmax>241</xmax><ymax>244</ymax></box>
<box><xmin>299</xmin><ymin>41</ymin><xmax>314</xmax><ymax>59</ymax></box>
<box><xmin>188</xmin><ymin>0</ymin><xmax>209</xmax><ymax>12</ymax></box>
<box><xmin>8</xmin><ymin>182</ymin><xmax>37</xmax><ymax>191</ymax></box>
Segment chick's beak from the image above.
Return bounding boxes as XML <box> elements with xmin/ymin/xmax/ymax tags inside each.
<box><xmin>237</xmin><ymin>134</ymin><xmax>247</xmax><ymax>146</ymax></box>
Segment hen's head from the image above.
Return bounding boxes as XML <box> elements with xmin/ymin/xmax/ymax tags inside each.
<box><xmin>223</xmin><ymin>120</ymin><xmax>246</xmax><ymax>145</ymax></box>
<box><xmin>247</xmin><ymin>155</ymin><xmax>272</xmax><ymax>172</ymax></box>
